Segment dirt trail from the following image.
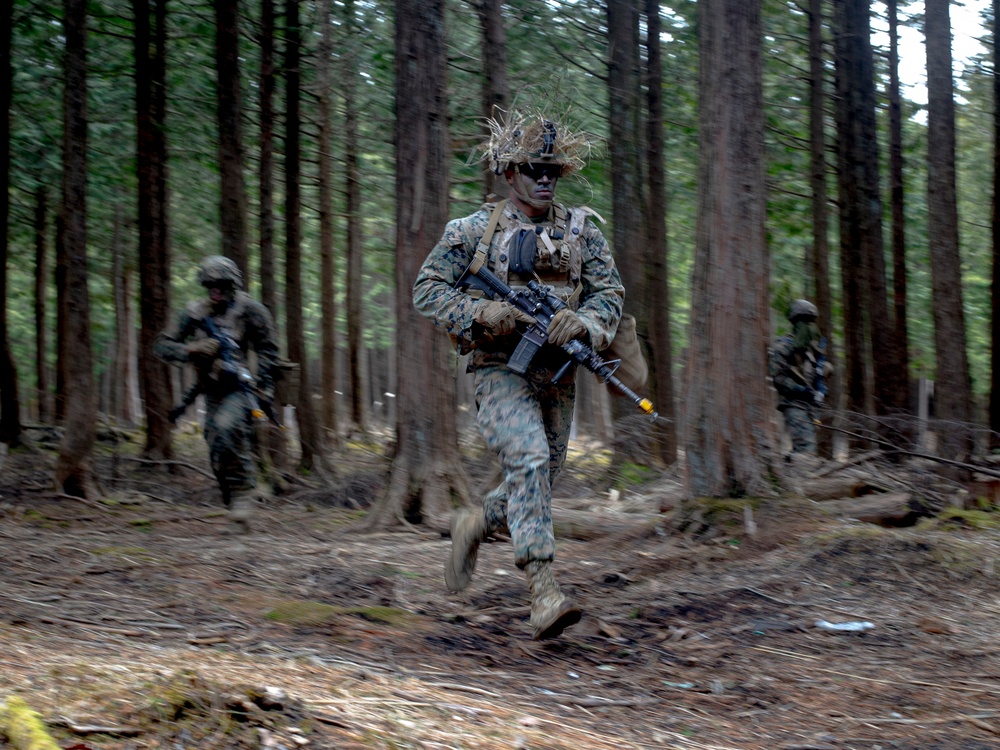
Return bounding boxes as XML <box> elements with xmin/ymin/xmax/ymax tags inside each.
<box><xmin>2</xmin><ymin>444</ymin><xmax>1000</xmax><ymax>750</ymax></box>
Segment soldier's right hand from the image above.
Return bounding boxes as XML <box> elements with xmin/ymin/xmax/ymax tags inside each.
<box><xmin>474</xmin><ymin>300</ymin><xmax>533</xmax><ymax>336</ymax></box>
<box><xmin>187</xmin><ymin>338</ymin><xmax>220</xmax><ymax>362</ymax></box>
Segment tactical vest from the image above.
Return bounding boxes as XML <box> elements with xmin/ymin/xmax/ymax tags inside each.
<box><xmin>467</xmin><ymin>199</ymin><xmax>603</xmax><ymax>310</ymax></box>
<box><xmin>187</xmin><ymin>292</ymin><xmax>251</xmax><ymax>359</ymax></box>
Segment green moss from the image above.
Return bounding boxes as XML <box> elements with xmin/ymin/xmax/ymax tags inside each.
<box><xmin>265</xmin><ymin>600</ymin><xmax>415</xmax><ymax>627</ymax></box>
<box><xmin>0</xmin><ymin>696</ymin><xmax>62</xmax><ymax>750</ymax></box>
<box><xmin>612</xmin><ymin>462</ymin><xmax>655</xmax><ymax>489</ymax></box>
<box><xmin>922</xmin><ymin>507</ymin><xmax>1000</xmax><ymax>531</ymax></box>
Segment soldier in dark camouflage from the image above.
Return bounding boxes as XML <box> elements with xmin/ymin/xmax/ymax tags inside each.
<box><xmin>413</xmin><ymin>110</ymin><xmax>624</xmax><ymax>640</ymax></box>
<box><xmin>768</xmin><ymin>299</ymin><xmax>832</xmax><ymax>455</ymax></box>
<box><xmin>155</xmin><ymin>256</ymin><xmax>279</xmax><ymax>533</ymax></box>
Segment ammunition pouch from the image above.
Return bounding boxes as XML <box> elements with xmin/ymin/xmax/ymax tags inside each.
<box><xmin>272</xmin><ymin>359</ymin><xmax>301</xmax><ymax>406</ymax></box>
<box><xmin>600</xmin><ymin>314</ymin><xmax>648</xmax><ymax>394</ymax></box>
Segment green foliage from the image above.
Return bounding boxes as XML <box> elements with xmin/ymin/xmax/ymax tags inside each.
<box><xmin>5</xmin><ymin>0</ymin><xmax>1000</xmax><ymax>428</ymax></box>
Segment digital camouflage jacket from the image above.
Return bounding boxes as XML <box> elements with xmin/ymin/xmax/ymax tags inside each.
<box><xmin>412</xmin><ymin>201</ymin><xmax>624</xmax><ymax>370</ymax></box>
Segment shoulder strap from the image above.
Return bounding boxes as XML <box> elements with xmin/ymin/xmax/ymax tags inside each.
<box><xmin>469</xmin><ymin>199</ymin><xmax>508</xmax><ymax>276</ymax></box>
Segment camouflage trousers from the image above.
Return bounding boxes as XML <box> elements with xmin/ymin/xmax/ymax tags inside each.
<box><xmin>782</xmin><ymin>404</ymin><xmax>817</xmax><ymax>454</ymax></box>
<box><xmin>473</xmin><ymin>363</ymin><xmax>575</xmax><ymax>569</ymax></box>
<box><xmin>204</xmin><ymin>389</ymin><xmax>257</xmax><ymax>500</ymax></box>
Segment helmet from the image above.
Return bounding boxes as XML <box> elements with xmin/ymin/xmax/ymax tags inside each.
<box><xmin>787</xmin><ymin>299</ymin><xmax>818</xmax><ymax>322</ymax></box>
<box><xmin>484</xmin><ymin>108</ymin><xmax>593</xmax><ymax>177</ymax></box>
<box><xmin>197</xmin><ymin>255</ymin><xmax>243</xmax><ymax>290</ymax></box>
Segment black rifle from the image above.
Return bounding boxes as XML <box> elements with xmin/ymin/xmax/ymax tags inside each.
<box><xmin>456</xmin><ymin>263</ymin><xmax>657</xmax><ymax>420</ymax></box>
<box><xmin>169</xmin><ymin>316</ymin><xmax>282</xmax><ymax>427</ymax></box>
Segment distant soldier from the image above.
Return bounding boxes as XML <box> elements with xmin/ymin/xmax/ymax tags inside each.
<box><xmin>768</xmin><ymin>299</ymin><xmax>832</xmax><ymax>455</ymax></box>
<box><xmin>155</xmin><ymin>256</ymin><xmax>279</xmax><ymax>532</ymax></box>
<box><xmin>413</xmin><ymin>109</ymin><xmax>624</xmax><ymax>640</ymax></box>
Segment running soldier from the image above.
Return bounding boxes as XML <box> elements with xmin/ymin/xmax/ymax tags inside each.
<box><xmin>155</xmin><ymin>256</ymin><xmax>279</xmax><ymax>533</ymax></box>
<box><xmin>769</xmin><ymin>299</ymin><xmax>832</xmax><ymax>455</ymax></box>
<box><xmin>413</xmin><ymin>110</ymin><xmax>624</xmax><ymax>639</ymax></box>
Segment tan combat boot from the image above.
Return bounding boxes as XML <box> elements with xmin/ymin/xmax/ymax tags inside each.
<box><xmin>525</xmin><ymin>560</ymin><xmax>581</xmax><ymax>640</ymax></box>
<box><xmin>445</xmin><ymin>508</ymin><xmax>489</xmax><ymax>592</ymax></box>
<box><xmin>228</xmin><ymin>490</ymin><xmax>257</xmax><ymax>534</ymax></box>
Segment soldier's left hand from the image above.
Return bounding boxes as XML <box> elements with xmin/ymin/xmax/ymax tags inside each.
<box><xmin>548</xmin><ymin>309</ymin><xmax>588</xmax><ymax>346</ymax></box>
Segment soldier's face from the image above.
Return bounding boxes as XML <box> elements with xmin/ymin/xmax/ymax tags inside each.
<box><xmin>205</xmin><ymin>281</ymin><xmax>234</xmax><ymax>306</ymax></box>
<box><xmin>507</xmin><ymin>162</ymin><xmax>560</xmax><ymax>207</ymax></box>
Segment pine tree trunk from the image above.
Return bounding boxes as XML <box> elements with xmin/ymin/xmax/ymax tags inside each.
<box><xmin>835</xmin><ymin>0</ymin><xmax>909</xmax><ymax>449</ymax></box>
<box><xmin>607</xmin><ymin>0</ymin><xmax>653</xmax><ymax>460</ymax></box>
<box><xmin>476</xmin><ymin>0</ymin><xmax>508</xmax><ymax>201</ymax></box>
<box><xmin>34</xmin><ymin>187</ymin><xmax>50</xmax><ymax>423</ymax></box>
<box><xmin>833</xmin><ymin>0</ymin><xmax>870</xmax><ymax>451</ymax></box>
<box><xmin>214</xmin><ymin>0</ymin><xmax>248</xmax><ymax>277</ymax></box>
<box><xmin>643</xmin><ymin>0</ymin><xmax>677</xmax><ymax>465</ymax></box>
<box><xmin>317</xmin><ymin>0</ymin><xmax>338</xmax><ymax>437</ymax></box>
<box><xmin>344</xmin><ymin>0</ymin><xmax>366</xmax><ymax>435</ymax></box>
<box><xmin>134</xmin><ymin>0</ymin><xmax>173</xmax><ymax>460</ymax></box>
<box><xmin>886</xmin><ymin>0</ymin><xmax>912</xmax><ymax>442</ymax></box>
<box><xmin>0</xmin><ymin>0</ymin><xmax>21</xmax><ymax>446</ymax></box>
<box><xmin>685</xmin><ymin>0</ymin><xmax>779</xmax><ymax>498</ymax></box>
<box><xmin>55</xmin><ymin>0</ymin><xmax>98</xmax><ymax>498</ymax></box>
<box><xmin>365</xmin><ymin>0</ymin><xmax>469</xmax><ymax>531</ymax></box>
<box><xmin>258</xmin><ymin>0</ymin><xmax>277</xmax><ymax>320</ymax></box>
<box><xmin>808</xmin><ymin>0</ymin><xmax>837</xmax><ymax>459</ymax></box>
<box><xmin>285</xmin><ymin>0</ymin><xmax>328</xmax><ymax>473</ymax></box>
<box><xmin>926</xmin><ymin>0</ymin><xmax>974</xmax><ymax>458</ymax></box>
<box><xmin>991</xmin><ymin>0</ymin><xmax>1000</xmax><ymax>450</ymax></box>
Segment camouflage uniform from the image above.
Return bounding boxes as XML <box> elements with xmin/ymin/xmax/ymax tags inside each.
<box><xmin>413</xmin><ymin>200</ymin><xmax>624</xmax><ymax>567</ymax></box>
<box><xmin>768</xmin><ymin>335</ymin><xmax>825</xmax><ymax>454</ymax></box>
<box><xmin>155</xmin><ymin>284</ymin><xmax>279</xmax><ymax>502</ymax></box>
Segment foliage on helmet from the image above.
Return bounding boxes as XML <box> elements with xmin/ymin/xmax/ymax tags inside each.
<box><xmin>787</xmin><ymin>298</ymin><xmax>818</xmax><ymax>322</ymax></box>
<box><xmin>483</xmin><ymin>107</ymin><xmax>594</xmax><ymax>177</ymax></box>
<box><xmin>197</xmin><ymin>255</ymin><xmax>244</xmax><ymax>290</ymax></box>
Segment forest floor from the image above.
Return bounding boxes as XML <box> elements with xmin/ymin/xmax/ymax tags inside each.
<box><xmin>2</xmin><ymin>423</ymin><xmax>1000</xmax><ymax>750</ymax></box>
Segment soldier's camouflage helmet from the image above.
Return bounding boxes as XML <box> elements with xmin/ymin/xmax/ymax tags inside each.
<box><xmin>788</xmin><ymin>298</ymin><xmax>818</xmax><ymax>322</ymax></box>
<box><xmin>484</xmin><ymin>108</ymin><xmax>593</xmax><ymax>177</ymax></box>
<box><xmin>197</xmin><ymin>255</ymin><xmax>243</xmax><ymax>290</ymax></box>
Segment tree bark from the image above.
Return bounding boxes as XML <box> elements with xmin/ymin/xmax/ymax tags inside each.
<box><xmin>365</xmin><ymin>0</ymin><xmax>469</xmax><ymax>531</ymax></box>
<box><xmin>992</xmin><ymin>0</ymin><xmax>1000</xmax><ymax>449</ymax></box>
<box><xmin>285</xmin><ymin>0</ymin><xmax>328</xmax><ymax>473</ymax></box>
<box><xmin>317</xmin><ymin>0</ymin><xmax>338</xmax><ymax>437</ymax></box>
<box><xmin>34</xmin><ymin>187</ymin><xmax>50</xmax><ymax>423</ymax></box>
<box><xmin>808</xmin><ymin>0</ymin><xmax>837</xmax><ymax>459</ymax></box>
<box><xmin>643</xmin><ymin>0</ymin><xmax>678</xmax><ymax>465</ymax></box>
<box><xmin>886</xmin><ymin>0</ymin><xmax>912</xmax><ymax>438</ymax></box>
<box><xmin>134</xmin><ymin>0</ymin><xmax>173</xmax><ymax>460</ymax></box>
<box><xmin>475</xmin><ymin>0</ymin><xmax>508</xmax><ymax>201</ymax></box>
<box><xmin>0</xmin><ymin>0</ymin><xmax>21</xmax><ymax>446</ymax></box>
<box><xmin>607</xmin><ymin>0</ymin><xmax>653</xmax><ymax>459</ymax></box>
<box><xmin>834</xmin><ymin>0</ymin><xmax>909</xmax><ymax>449</ymax></box>
<box><xmin>832</xmin><ymin>0</ymin><xmax>870</xmax><ymax>451</ymax></box>
<box><xmin>344</xmin><ymin>0</ymin><xmax>366</xmax><ymax>435</ymax></box>
<box><xmin>685</xmin><ymin>0</ymin><xmax>779</xmax><ymax>497</ymax></box>
<box><xmin>55</xmin><ymin>0</ymin><xmax>98</xmax><ymax>497</ymax></box>
<box><xmin>925</xmin><ymin>0</ymin><xmax>974</xmax><ymax>458</ymax></box>
<box><xmin>214</xmin><ymin>0</ymin><xmax>249</xmax><ymax>277</ymax></box>
<box><xmin>258</xmin><ymin>0</ymin><xmax>277</xmax><ymax>321</ymax></box>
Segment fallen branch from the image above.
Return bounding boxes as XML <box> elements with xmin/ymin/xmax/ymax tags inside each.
<box><xmin>54</xmin><ymin>717</ymin><xmax>142</xmax><ymax>737</ymax></box>
<box><xmin>118</xmin><ymin>456</ymin><xmax>216</xmax><ymax>480</ymax></box>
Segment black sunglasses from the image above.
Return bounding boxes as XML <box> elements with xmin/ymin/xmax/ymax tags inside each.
<box><xmin>518</xmin><ymin>162</ymin><xmax>562</xmax><ymax>180</ymax></box>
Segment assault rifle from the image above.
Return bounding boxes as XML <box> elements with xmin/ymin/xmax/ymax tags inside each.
<box><xmin>168</xmin><ymin>316</ymin><xmax>282</xmax><ymax>427</ymax></box>
<box><xmin>456</xmin><ymin>263</ymin><xmax>658</xmax><ymax>420</ymax></box>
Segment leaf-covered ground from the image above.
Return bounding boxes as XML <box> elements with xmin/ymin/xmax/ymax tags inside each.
<box><xmin>2</xmin><ymin>427</ymin><xmax>1000</xmax><ymax>750</ymax></box>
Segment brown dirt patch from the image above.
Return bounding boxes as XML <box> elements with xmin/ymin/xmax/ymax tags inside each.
<box><xmin>2</xmin><ymin>436</ymin><xmax>1000</xmax><ymax>749</ymax></box>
